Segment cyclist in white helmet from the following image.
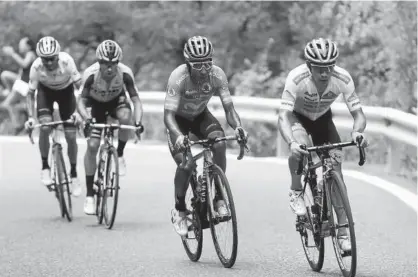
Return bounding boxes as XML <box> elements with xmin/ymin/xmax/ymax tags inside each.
<box><xmin>164</xmin><ymin>35</ymin><xmax>248</xmax><ymax>236</ymax></box>
<box><xmin>278</xmin><ymin>37</ymin><xmax>369</xmax><ymax>251</ymax></box>
<box><xmin>24</xmin><ymin>36</ymin><xmax>82</xmax><ymax>196</ymax></box>
<box><xmin>77</xmin><ymin>39</ymin><xmax>144</xmax><ymax>215</ymax></box>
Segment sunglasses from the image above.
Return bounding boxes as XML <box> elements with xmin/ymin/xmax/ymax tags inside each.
<box><xmin>189</xmin><ymin>61</ymin><xmax>213</xmax><ymax>71</ymax></box>
<box><xmin>41</xmin><ymin>56</ymin><xmax>58</xmax><ymax>63</ymax></box>
<box><xmin>311</xmin><ymin>64</ymin><xmax>335</xmax><ymax>72</ymax></box>
<box><xmin>99</xmin><ymin>60</ymin><xmax>119</xmax><ymax>66</ymax></box>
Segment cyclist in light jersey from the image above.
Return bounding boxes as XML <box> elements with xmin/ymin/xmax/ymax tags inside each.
<box><xmin>164</xmin><ymin>36</ymin><xmax>248</xmax><ymax>236</ymax></box>
<box><xmin>278</xmin><ymin>38</ymin><xmax>369</xmax><ymax>251</ymax></box>
<box><xmin>77</xmin><ymin>40</ymin><xmax>144</xmax><ymax>215</ymax></box>
<box><xmin>24</xmin><ymin>36</ymin><xmax>82</xmax><ymax>196</ymax></box>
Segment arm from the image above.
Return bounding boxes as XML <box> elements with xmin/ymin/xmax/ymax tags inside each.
<box><xmin>341</xmin><ymin>74</ymin><xmax>367</xmax><ymax>133</ymax></box>
<box><xmin>76</xmin><ymin>74</ymin><xmax>94</xmax><ymax>120</ymax></box>
<box><xmin>351</xmin><ymin>108</ymin><xmax>366</xmax><ymax>133</ymax></box>
<box><xmin>277</xmin><ymin>72</ymin><xmax>298</xmax><ymax>145</ymax></box>
<box><xmin>11</xmin><ymin>51</ymin><xmax>36</xmax><ymax>69</ymax></box>
<box><xmin>216</xmin><ymin>68</ymin><xmax>241</xmax><ymax>129</ymax></box>
<box><xmin>69</xmin><ymin>55</ymin><xmax>82</xmax><ymax>92</ymax></box>
<box><xmin>123</xmin><ymin>72</ymin><xmax>143</xmax><ymax>124</ymax></box>
<box><xmin>26</xmin><ymin>64</ymin><xmax>38</xmax><ymax>118</ymax></box>
<box><xmin>278</xmin><ymin>109</ymin><xmax>297</xmax><ymax>146</ymax></box>
<box><xmin>163</xmin><ymin>73</ymin><xmax>183</xmax><ymax>138</ymax></box>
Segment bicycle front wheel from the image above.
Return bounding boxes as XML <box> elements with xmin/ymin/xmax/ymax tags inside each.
<box><xmin>102</xmin><ymin>146</ymin><xmax>119</xmax><ymax>229</ymax></box>
<box><xmin>206</xmin><ymin>164</ymin><xmax>238</xmax><ymax>268</ymax></box>
<box><xmin>56</xmin><ymin>145</ymin><xmax>72</xmax><ymax>222</ymax></box>
<box><xmin>53</xmin><ymin>145</ymin><xmax>72</xmax><ymax>222</ymax></box>
<box><xmin>327</xmin><ymin>173</ymin><xmax>357</xmax><ymax>277</ymax></box>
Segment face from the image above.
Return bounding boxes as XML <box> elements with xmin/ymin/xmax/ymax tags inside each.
<box><xmin>99</xmin><ymin>60</ymin><xmax>118</xmax><ymax>78</ymax></box>
<box><xmin>41</xmin><ymin>55</ymin><xmax>59</xmax><ymax>71</ymax></box>
<box><xmin>310</xmin><ymin>64</ymin><xmax>335</xmax><ymax>85</ymax></box>
<box><xmin>189</xmin><ymin>60</ymin><xmax>213</xmax><ymax>79</ymax></box>
<box><xmin>18</xmin><ymin>38</ymin><xmax>29</xmax><ymax>54</ymax></box>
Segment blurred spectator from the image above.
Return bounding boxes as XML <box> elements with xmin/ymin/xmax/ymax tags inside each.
<box><xmin>0</xmin><ymin>37</ymin><xmax>37</xmax><ymax>126</ymax></box>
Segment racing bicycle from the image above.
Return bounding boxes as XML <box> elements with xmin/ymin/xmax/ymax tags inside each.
<box><xmin>27</xmin><ymin>118</ymin><xmax>77</xmax><ymax>222</ymax></box>
<box><xmin>296</xmin><ymin>138</ymin><xmax>366</xmax><ymax>277</ymax></box>
<box><xmin>90</xmin><ymin>122</ymin><xmax>143</xmax><ymax>230</ymax></box>
<box><xmin>178</xmin><ymin>130</ymin><xmax>248</xmax><ymax>268</ymax></box>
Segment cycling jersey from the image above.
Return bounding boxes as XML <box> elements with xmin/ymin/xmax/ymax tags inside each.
<box><xmin>280</xmin><ymin>64</ymin><xmax>361</xmax><ymax>121</ymax></box>
<box><xmin>80</xmin><ymin>62</ymin><xmax>137</xmax><ymax>102</ymax></box>
<box><xmin>28</xmin><ymin>52</ymin><xmax>81</xmax><ymax>91</ymax></box>
<box><xmin>164</xmin><ymin>64</ymin><xmax>232</xmax><ymax>119</ymax></box>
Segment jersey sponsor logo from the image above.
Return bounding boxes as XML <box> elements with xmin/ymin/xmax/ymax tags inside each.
<box><xmin>332</xmin><ymin>71</ymin><xmax>350</xmax><ymax>84</ymax></box>
<box><xmin>347</xmin><ymin>91</ymin><xmax>359</xmax><ymax>102</ymax></box>
<box><xmin>168</xmin><ymin>88</ymin><xmax>176</xmax><ymax>96</ymax></box>
<box><xmin>211</xmin><ymin>71</ymin><xmax>223</xmax><ymax>81</ymax></box>
<box><xmin>184</xmin><ymin>90</ymin><xmax>199</xmax><ymax>99</ymax></box>
<box><xmin>304</xmin><ymin>91</ymin><xmax>318</xmax><ymax>98</ymax></box>
<box><xmin>175</xmin><ymin>74</ymin><xmax>188</xmax><ymax>86</ymax></box>
<box><xmin>321</xmin><ymin>90</ymin><xmax>337</xmax><ymax>99</ymax></box>
<box><xmin>292</xmin><ymin>71</ymin><xmax>310</xmax><ymax>85</ymax></box>
<box><xmin>184</xmin><ymin>101</ymin><xmax>207</xmax><ymax>111</ymax></box>
<box><xmin>201</xmin><ymin>82</ymin><xmax>212</xmax><ymax>93</ymax></box>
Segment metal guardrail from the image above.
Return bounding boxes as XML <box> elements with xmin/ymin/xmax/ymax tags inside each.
<box><xmin>137</xmin><ymin>92</ymin><xmax>417</xmax><ymax>173</ymax></box>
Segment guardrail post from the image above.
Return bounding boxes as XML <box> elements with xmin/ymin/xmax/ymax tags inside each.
<box><xmin>385</xmin><ymin>139</ymin><xmax>403</xmax><ymax>174</ymax></box>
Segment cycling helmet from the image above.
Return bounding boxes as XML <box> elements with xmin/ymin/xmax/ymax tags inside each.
<box><xmin>183</xmin><ymin>36</ymin><xmax>213</xmax><ymax>62</ymax></box>
<box><xmin>96</xmin><ymin>40</ymin><xmax>123</xmax><ymax>62</ymax></box>
<box><xmin>304</xmin><ymin>38</ymin><xmax>339</xmax><ymax>66</ymax></box>
<box><xmin>36</xmin><ymin>36</ymin><xmax>60</xmax><ymax>57</ymax></box>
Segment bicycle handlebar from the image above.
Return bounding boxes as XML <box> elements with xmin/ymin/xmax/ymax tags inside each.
<box><xmin>183</xmin><ymin>133</ymin><xmax>249</xmax><ymax>161</ymax></box>
<box><xmin>27</xmin><ymin>118</ymin><xmax>76</xmax><ymax>145</ymax></box>
<box><xmin>90</xmin><ymin>123</ymin><xmax>142</xmax><ymax>131</ymax></box>
<box><xmin>296</xmin><ymin>138</ymin><xmax>366</xmax><ymax>175</ymax></box>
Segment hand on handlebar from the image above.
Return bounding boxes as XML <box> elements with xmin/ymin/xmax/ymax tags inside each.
<box><xmin>175</xmin><ymin>134</ymin><xmax>187</xmax><ymax>152</ymax></box>
<box><xmin>24</xmin><ymin>117</ymin><xmax>36</xmax><ymax>131</ymax></box>
<box><xmin>234</xmin><ymin>127</ymin><xmax>248</xmax><ymax>144</ymax></box>
<box><xmin>83</xmin><ymin>118</ymin><xmax>95</xmax><ymax>138</ymax></box>
<box><xmin>351</xmin><ymin>131</ymin><xmax>368</xmax><ymax>148</ymax></box>
<box><xmin>290</xmin><ymin>141</ymin><xmax>309</xmax><ymax>156</ymax></box>
<box><xmin>134</xmin><ymin>122</ymin><xmax>144</xmax><ymax>139</ymax></box>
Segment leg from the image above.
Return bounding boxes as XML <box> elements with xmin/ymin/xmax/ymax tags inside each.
<box><xmin>83</xmin><ymin>99</ymin><xmax>106</xmax><ymax>215</ymax></box>
<box><xmin>114</xmin><ymin>95</ymin><xmax>132</xmax><ymax>175</ymax></box>
<box><xmin>193</xmin><ymin>109</ymin><xmax>228</xmax><ymax>215</ymax></box>
<box><xmin>36</xmin><ymin>84</ymin><xmax>54</xmax><ymax>185</ymax></box>
<box><xmin>166</xmin><ymin>115</ymin><xmax>193</xmax><ymax>236</ymax></box>
<box><xmin>287</xmin><ymin>112</ymin><xmax>312</xmax><ymax>216</ymax></box>
<box><xmin>58</xmin><ymin>85</ymin><xmax>81</xmax><ymax>196</ymax></box>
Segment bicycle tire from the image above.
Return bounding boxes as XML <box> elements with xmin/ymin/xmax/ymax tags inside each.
<box><xmin>52</xmin><ymin>145</ymin><xmax>67</xmax><ymax>220</ymax></box>
<box><xmin>206</xmin><ymin>164</ymin><xmax>238</xmax><ymax>268</ymax></box>
<box><xmin>96</xmin><ymin>145</ymin><xmax>107</xmax><ymax>224</ymax></box>
<box><xmin>299</xmin><ymin>180</ymin><xmax>324</xmax><ymax>272</ymax></box>
<box><xmin>103</xmin><ymin>146</ymin><xmax>119</xmax><ymax>229</ymax></box>
<box><xmin>55</xmin><ymin>144</ymin><xmax>72</xmax><ymax>222</ymax></box>
<box><xmin>327</xmin><ymin>173</ymin><xmax>357</xmax><ymax>277</ymax></box>
<box><xmin>181</xmin><ymin>176</ymin><xmax>203</xmax><ymax>262</ymax></box>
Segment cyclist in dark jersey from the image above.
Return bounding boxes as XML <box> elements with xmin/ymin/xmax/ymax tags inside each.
<box><xmin>164</xmin><ymin>36</ymin><xmax>248</xmax><ymax>236</ymax></box>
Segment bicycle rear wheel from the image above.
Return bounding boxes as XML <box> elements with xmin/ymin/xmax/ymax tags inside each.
<box><xmin>102</xmin><ymin>146</ymin><xmax>119</xmax><ymax>229</ymax></box>
<box><xmin>181</xmin><ymin>176</ymin><xmax>203</xmax><ymax>262</ymax></box>
<box><xmin>298</xmin><ymin>181</ymin><xmax>324</xmax><ymax>272</ymax></box>
<box><xmin>55</xmin><ymin>144</ymin><xmax>72</xmax><ymax>222</ymax></box>
<box><xmin>327</xmin><ymin>173</ymin><xmax>357</xmax><ymax>277</ymax></box>
<box><xmin>207</xmin><ymin>164</ymin><xmax>238</xmax><ymax>268</ymax></box>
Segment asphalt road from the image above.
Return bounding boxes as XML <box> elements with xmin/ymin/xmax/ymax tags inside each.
<box><xmin>0</xmin><ymin>140</ymin><xmax>416</xmax><ymax>277</ymax></box>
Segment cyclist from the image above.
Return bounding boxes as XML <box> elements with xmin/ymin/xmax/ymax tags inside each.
<box><xmin>278</xmin><ymin>38</ymin><xmax>369</xmax><ymax>251</ymax></box>
<box><xmin>77</xmin><ymin>40</ymin><xmax>144</xmax><ymax>215</ymax></box>
<box><xmin>164</xmin><ymin>36</ymin><xmax>248</xmax><ymax>236</ymax></box>
<box><xmin>24</xmin><ymin>36</ymin><xmax>82</xmax><ymax>197</ymax></box>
